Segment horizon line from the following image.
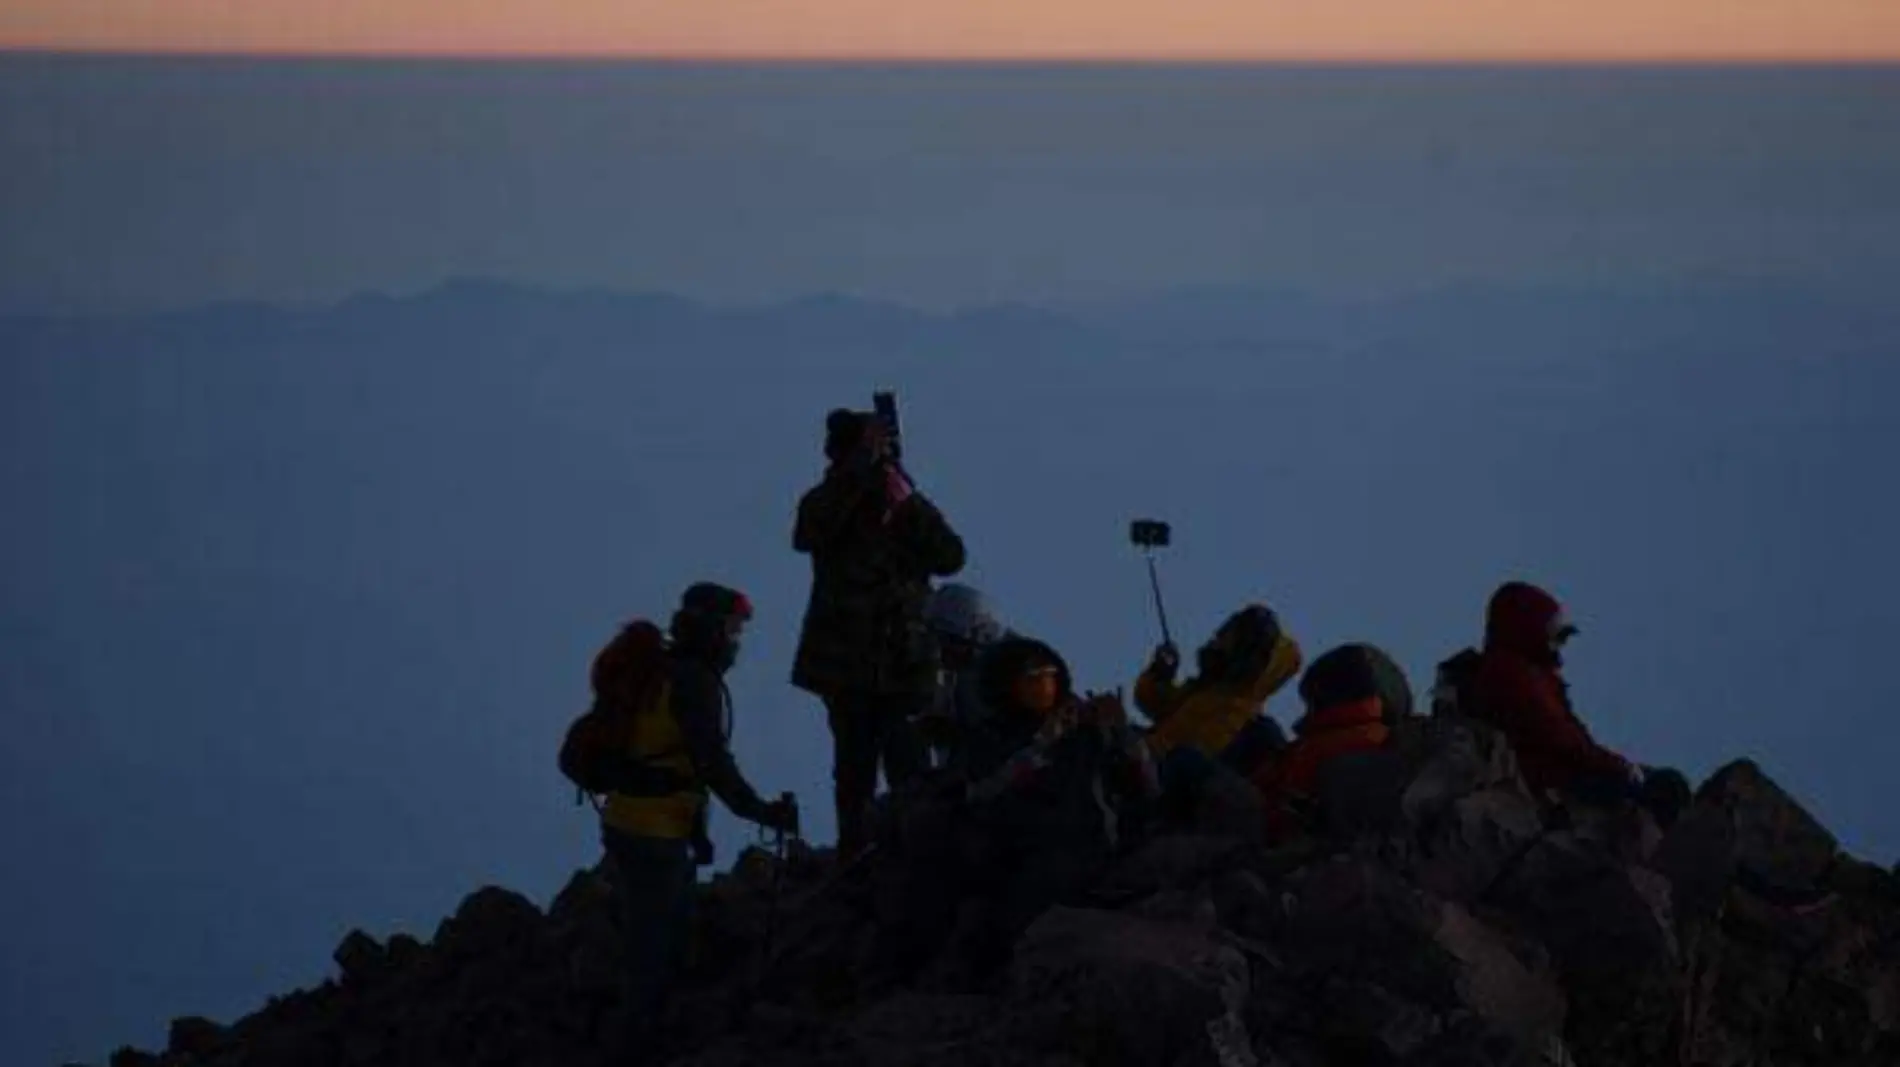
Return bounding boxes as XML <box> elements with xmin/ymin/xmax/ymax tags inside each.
<box><xmin>5</xmin><ymin>45</ymin><xmax>1900</xmax><ymax>68</ymax></box>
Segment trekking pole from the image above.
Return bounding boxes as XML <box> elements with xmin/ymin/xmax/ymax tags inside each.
<box><xmin>1129</xmin><ymin>519</ymin><xmax>1175</xmax><ymax>646</ymax></box>
<box><xmin>752</xmin><ymin>791</ymin><xmax>796</xmax><ymax>1004</ymax></box>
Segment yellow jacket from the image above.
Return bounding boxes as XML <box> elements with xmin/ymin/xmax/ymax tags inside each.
<box><xmin>1135</xmin><ymin>635</ymin><xmax>1304</xmax><ymax>759</ymax></box>
<box><xmin>600</xmin><ymin>681</ymin><xmax>707</xmax><ymax>840</ymax></box>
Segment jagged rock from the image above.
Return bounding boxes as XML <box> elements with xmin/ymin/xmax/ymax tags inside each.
<box><xmin>334</xmin><ymin>929</ymin><xmax>388</xmax><ymax>984</ymax></box>
<box><xmin>1407</xmin><ymin>785</ymin><xmax>1548</xmax><ymax>904</ymax></box>
<box><xmin>1400</xmin><ymin>716</ymin><xmax>1524</xmax><ymax>824</ymax></box>
<box><xmin>1126</xmin><ymin>888</ymin><xmax>1221</xmax><ymax>930</ymax></box>
<box><xmin>1206</xmin><ymin>869</ymin><xmax>1283</xmax><ymax>940</ymax></box>
<box><xmin>1266</xmin><ymin>854</ymin><xmax>1567</xmax><ymax>1062</ymax></box>
<box><xmin>1698</xmin><ymin>759</ymin><xmax>1839</xmax><ymax>893</ymax></box>
<box><xmin>104</xmin><ymin>720</ymin><xmax>1899</xmax><ymax>1067</ymax></box>
<box><xmin>1432</xmin><ymin>901</ymin><xmax>1567</xmax><ymax>1056</ymax></box>
<box><xmin>845</xmin><ymin>992</ymin><xmax>1006</xmax><ymax>1064</ymax></box>
<box><xmin>386</xmin><ymin>932</ymin><xmax>426</xmax><ymax>969</ymax></box>
<box><xmin>168</xmin><ymin>1015</ymin><xmax>229</xmax><ymax>1058</ymax></box>
<box><xmin>1008</xmin><ymin>906</ymin><xmax>1251</xmax><ymax>1067</ymax></box>
<box><xmin>1093</xmin><ymin>835</ymin><xmax>1251</xmax><ymax>903</ymax></box>
<box><xmin>1313</xmin><ymin>977</ymin><xmax>1442</xmax><ymax>1060</ymax></box>
<box><xmin>1495</xmin><ymin>832</ymin><xmax>1681</xmax><ymax>1063</ymax></box>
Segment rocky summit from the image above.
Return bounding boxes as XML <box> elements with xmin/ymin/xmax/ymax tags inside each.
<box><xmin>104</xmin><ymin>718</ymin><xmax>1900</xmax><ymax>1067</ymax></box>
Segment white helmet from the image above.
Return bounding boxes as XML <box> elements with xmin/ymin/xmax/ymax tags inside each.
<box><xmin>925</xmin><ymin>583</ymin><xmax>1005</xmax><ymax>645</ymax></box>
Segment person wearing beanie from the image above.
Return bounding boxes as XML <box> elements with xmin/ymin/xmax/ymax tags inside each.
<box><xmin>792</xmin><ymin>405</ymin><xmax>967</xmax><ymax>857</ymax></box>
<box><xmin>572</xmin><ymin>581</ymin><xmax>798</xmax><ymax>1063</ymax></box>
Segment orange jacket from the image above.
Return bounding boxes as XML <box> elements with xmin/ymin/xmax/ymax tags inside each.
<box><xmin>1252</xmin><ymin>696</ymin><xmax>1390</xmax><ymax>841</ymax></box>
<box><xmin>1471</xmin><ymin>582</ymin><xmax>1631</xmax><ymax>796</ymax></box>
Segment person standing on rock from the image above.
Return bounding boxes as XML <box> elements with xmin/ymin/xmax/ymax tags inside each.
<box><xmin>562</xmin><ymin>582</ymin><xmax>799</xmax><ymax>1061</ymax></box>
<box><xmin>792</xmin><ymin>406</ymin><xmax>967</xmax><ymax>857</ymax></box>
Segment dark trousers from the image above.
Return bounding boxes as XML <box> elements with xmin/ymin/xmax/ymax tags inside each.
<box><xmin>825</xmin><ymin>690</ymin><xmax>926</xmax><ymax>855</ymax></box>
<box><xmin>603</xmin><ymin>829</ymin><xmax>696</xmax><ymax>1060</ymax></box>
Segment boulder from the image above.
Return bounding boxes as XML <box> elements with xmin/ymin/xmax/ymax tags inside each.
<box><xmin>1008</xmin><ymin>907</ymin><xmax>1252</xmax><ymax>1067</ymax></box>
<box><xmin>1697</xmin><ymin>759</ymin><xmax>1839</xmax><ymax>895</ymax></box>
<box><xmin>1400</xmin><ymin>716</ymin><xmax>1524</xmax><ymax>825</ymax></box>
<box><xmin>334</xmin><ymin>928</ymin><xmax>389</xmax><ymax>985</ymax></box>
<box><xmin>98</xmin><ymin>712</ymin><xmax>1899</xmax><ymax>1067</ymax></box>
<box><xmin>166</xmin><ymin>1015</ymin><xmax>230</xmax><ymax>1058</ymax></box>
<box><xmin>1495</xmin><ymin>832</ymin><xmax>1681</xmax><ymax>1063</ymax></box>
<box><xmin>1092</xmin><ymin>835</ymin><xmax>1252</xmax><ymax>904</ymax></box>
<box><xmin>1406</xmin><ymin>785</ymin><xmax>1548</xmax><ymax>905</ymax></box>
<box><xmin>846</xmin><ymin>992</ymin><xmax>1006</xmax><ymax>1065</ymax></box>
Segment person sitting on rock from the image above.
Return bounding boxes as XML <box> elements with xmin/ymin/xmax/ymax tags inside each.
<box><xmin>915</xmin><ymin>582</ymin><xmax>1018</xmax><ymax>769</ymax></box>
<box><xmin>1252</xmin><ymin>642</ymin><xmax>1412</xmax><ymax>843</ymax></box>
<box><xmin>954</xmin><ymin>637</ymin><xmax>1161</xmax><ymax>976</ymax></box>
<box><xmin>1466</xmin><ymin>581</ymin><xmax>1647</xmax><ymax>807</ymax></box>
<box><xmin>1134</xmin><ymin>603</ymin><xmax>1303</xmax><ymax>803</ymax></box>
<box><xmin>570</xmin><ymin>583</ymin><xmax>799</xmax><ymax>1061</ymax></box>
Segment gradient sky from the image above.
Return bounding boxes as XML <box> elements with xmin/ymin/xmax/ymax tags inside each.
<box><xmin>4</xmin><ymin>1</ymin><xmax>1900</xmax><ymax>60</ymax></box>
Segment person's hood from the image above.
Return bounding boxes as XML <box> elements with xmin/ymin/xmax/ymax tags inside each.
<box><xmin>1483</xmin><ymin>581</ymin><xmax>1575</xmax><ymax>661</ymax></box>
<box><xmin>926</xmin><ymin>582</ymin><xmax>1007</xmax><ymax>646</ymax></box>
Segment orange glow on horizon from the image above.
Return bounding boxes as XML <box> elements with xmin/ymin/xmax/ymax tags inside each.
<box><xmin>3</xmin><ymin>1</ymin><xmax>1899</xmax><ymax>62</ymax></box>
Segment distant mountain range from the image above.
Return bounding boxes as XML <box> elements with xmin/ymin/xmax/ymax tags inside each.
<box><xmin>5</xmin><ymin>275</ymin><xmax>1895</xmax><ymax>363</ymax></box>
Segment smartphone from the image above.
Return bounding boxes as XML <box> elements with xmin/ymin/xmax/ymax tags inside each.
<box><xmin>1130</xmin><ymin>519</ymin><xmax>1171</xmax><ymax>548</ymax></box>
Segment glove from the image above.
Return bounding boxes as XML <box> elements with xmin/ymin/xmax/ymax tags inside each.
<box><xmin>758</xmin><ymin>795</ymin><xmax>801</xmax><ymax>836</ymax></box>
<box><xmin>1148</xmin><ymin>642</ymin><xmax>1181</xmax><ymax>681</ymax></box>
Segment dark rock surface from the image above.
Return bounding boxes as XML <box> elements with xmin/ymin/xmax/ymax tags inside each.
<box><xmin>101</xmin><ymin>743</ymin><xmax>1898</xmax><ymax>1067</ymax></box>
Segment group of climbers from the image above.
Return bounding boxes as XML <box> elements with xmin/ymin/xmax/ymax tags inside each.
<box><xmin>558</xmin><ymin>402</ymin><xmax>1685</xmax><ymax>1059</ymax></box>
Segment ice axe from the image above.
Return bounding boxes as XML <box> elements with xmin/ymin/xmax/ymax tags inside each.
<box><xmin>1129</xmin><ymin>519</ymin><xmax>1174</xmax><ymax>647</ymax></box>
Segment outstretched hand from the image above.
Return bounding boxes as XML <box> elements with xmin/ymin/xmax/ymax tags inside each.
<box><xmin>760</xmin><ymin>795</ymin><xmax>801</xmax><ymax>837</ymax></box>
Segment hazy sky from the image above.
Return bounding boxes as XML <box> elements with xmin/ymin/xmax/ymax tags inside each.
<box><xmin>3</xmin><ymin>56</ymin><xmax>1899</xmax><ymax>1067</ymax></box>
<box><xmin>4</xmin><ymin>1</ymin><xmax>1900</xmax><ymax>60</ymax></box>
<box><xmin>4</xmin><ymin>60</ymin><xmax>1899</xmax><ymax>317</ymax></box>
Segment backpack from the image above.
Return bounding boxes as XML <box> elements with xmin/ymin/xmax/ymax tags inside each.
<box><xmin>559</xmin><ymin>620</ymin><xmax>670</xmax><ymax>798</ymax></box>
<box><xmin>1430</xmin><ymin>647</ymin><xmax>1484</xmax><ymax>720</ymax></box>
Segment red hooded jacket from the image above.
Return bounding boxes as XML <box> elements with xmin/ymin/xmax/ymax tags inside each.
<box><xmin>1471</xmin><ymin>582</ymin><xmax>1632</xmax><ymax>795</ymax></box>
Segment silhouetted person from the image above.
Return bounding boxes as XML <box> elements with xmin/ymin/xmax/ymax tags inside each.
<box><xmin>792</xmin><ymin>408</ymin><xmax>966</xmax><ymax>857</ymax></box>
<box><xmin>1134</xmin><ymin>602</ymin><xmax>1303</xmax><ymax>805</ymax></box>
<box><xmin>1469</xmin><ymin>581</ymin><xmax>1638</xmax><ymax>804</ymax></box>
<box><xmin>1253</xmin><ymin>642</ymin><xmax>1412</xmax><ymax>842</ymax></box>
<box><xmin>918</xmin><ymin>582</ymin><xmax>1019</xmax><ymax>769</ymax></box>
<box><xmin>568</xmin><ymin>583</ymin><xmax>797</xmax><ymax>1062</ymax></box>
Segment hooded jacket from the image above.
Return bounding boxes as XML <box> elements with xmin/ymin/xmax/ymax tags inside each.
<box><xmin>1135</xmin><ymin>631</ymin><xmax>1304</xmax><ymax>761</ymax></box>
<box><xmin>1470</xmin><ymin>582</ymin><xmax>1632</xmax><ymax>796</ymax></box>
<box><xmin>1252</xmin><ymin>695</ymin><xmax>1392</xmax><ymax>842</ymax></box>
<box><xmin>961</xmin><ymin>639</ymin><xmax>1160</xmax><ymax>854</ymax></box>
